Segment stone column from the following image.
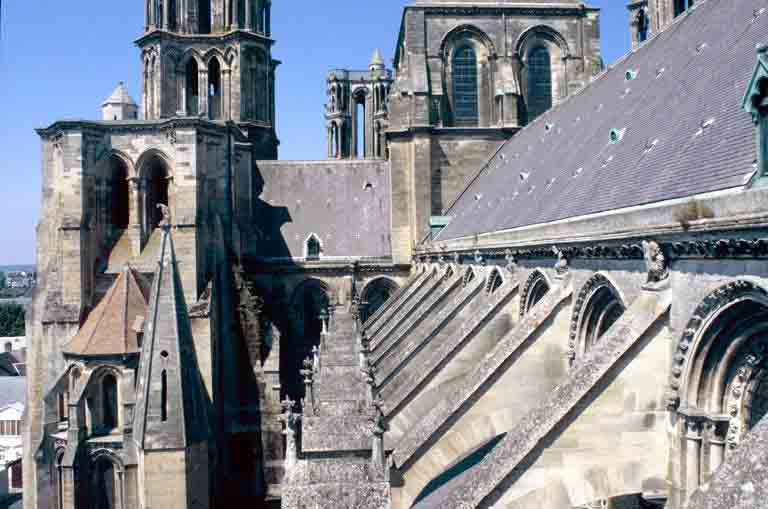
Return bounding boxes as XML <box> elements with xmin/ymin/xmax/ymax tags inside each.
<box><xmin>162</xmin><ymin>0</ymin><xmax>170</xmax><ymax>29</ymax></box>
<box><xmin>222</xmin><ymin>68</ymin><xmax>232</xmax><ymax>120</ymax></box>
<box><xmin>708</xmin><ymin>417</ymin><xmax>729</xmax><ymax>477</ymax></box>
<box><xmin>245</xmin><ymin>0</ymin><xmax>252</xmax><ymax>30</ymax></box>
<box><xmin>128</xmin><ymin>177</ymin><xmax>141</xmax><ymax>256</ymax></box>
<box><xmin>683</xmin><ymin>413</ymin><xmax>705</xmax><ymax>496</ymax></box>
<box><xmin>199</xmin><ymin>69</ymin><xmax>209</xmax><ymax>118</ymax></box>
<box><xmin>300</xmin><ymin>358</ymin><xmax>314</xmax><ymax>415</ymax></box>
<box><xmin>232</xmin><ymin>0</ymin><xmax>241</xmax><ymax>28</ymax></box>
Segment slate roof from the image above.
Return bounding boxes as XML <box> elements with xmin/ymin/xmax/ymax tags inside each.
<box><xmin>412</xmin><ymin>0</ymin><xmax>585</xmax><ymax>5</ymax></box>
<box><xmin>63</xmin><ymin>265</ymin><xmax>148</xmax><ymax>357</ymax></box>
<box><xmin>435</xmin><ymin>0</ymin><xmax>766</xmax><ymax>242</ymax></box>
<box><xmin>0</xmin><ymin>377</ymin><xmax>25</xmax><ymax>408</ymax></box>
<box><xmin>253</xmin><ymin>160</ymin><xmax>392</xmax><ymax>259</ymax></box>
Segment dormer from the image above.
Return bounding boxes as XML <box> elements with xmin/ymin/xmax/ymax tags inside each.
<box><xmin>742</xmin><ymin>44</ymin><xmax>768</xmax><ymax>184</ymax></box>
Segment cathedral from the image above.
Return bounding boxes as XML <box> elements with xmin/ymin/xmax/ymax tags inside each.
<box><xmin>23</xmin><ymin>0</ymin><xmax>768</xmax><ymax>508</ymax></box>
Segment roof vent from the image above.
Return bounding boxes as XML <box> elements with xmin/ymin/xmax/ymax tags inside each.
<box><xmin>656</xmin><ymin>67</ymin><xmax>666</xmax><ymax>79</ymax></box>
<box><xmin>596</xmin><ymin>103</ymin><xmax>604</xmax><ymax>112</ymax></box>
<box><xmin>609</xmin><ymin>128</ymin><xmax>626</xmax><ymax>145</ymax></box>
<box><xmin>519</xmin><ymin>171</ymin><xmax>531</xmax><ymax>182</ymax></box>
<box><xmin>644</xmin><ymin>138</ymin><xmax>659</xmax><ymax>153</ymax></box>
<box><xmin>695</xmin><ymin>118</ymin><xmax>716</xmax><ymax>136</ymax></box>
<box><xmin>572</xmin><ymin>167</ymin><xmax>583</xmax><ymax>178</ymax></box>
<box><xmin>527</xmin><ymin>185</ymin><xmax>536</xmax><ymax>194</ymax></box>
<box><xmin>625</xmin><ymin>69</ymin><xmax>638</xmax><ymax>81</ymax></box>
<box><xmin>545</xmin><ymin>122</ymin><xmax>555</xmax><ymax>132</ymax></box>
<box><xmin>363</xmin><ymin>182</ymin><xmax>374</xmax><ymax>190</ymax></box>
<box><xmin>696</xmin><ymin>42</ymin><xmax>708</xmax><ymax>54</ymax></box>
<box><xmin>474</xmin><ymin>193</ymin><xmax>483</xmax><ymax>201</ymax></box>
<box><xmin>754</xmin><ymin>8</ymin><xmax>766</xmax><ymax>22</ymax></box>
<box><xmin>545</xmin><ymin>177</ymin><xmax>557</xmax><ymax>190</ymax></box>
<box><xmin>601</xmin><ymin>155</ymin><xmax>615</xmax><ymax>169</ymax></box>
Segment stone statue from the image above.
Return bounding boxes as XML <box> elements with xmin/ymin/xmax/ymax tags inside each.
<box><xmin>643</xmin><ymin>240</ymin><xmax>669</xmax><ymax>284</ymax></box>
<box><xmin>553</xmin><ymin>246</ymin><xmax>569</xmax><ymax>275</ymax></box>
<box><xmin>157</xmin><ymin>203</ymin><xmax>171</xmax><ymax>227</ymax></box>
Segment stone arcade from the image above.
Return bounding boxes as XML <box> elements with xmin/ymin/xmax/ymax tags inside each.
<box><xmin>24</xmin><ymin>0</ymin><xmax>768</xmax><ymax>508</ymax></box>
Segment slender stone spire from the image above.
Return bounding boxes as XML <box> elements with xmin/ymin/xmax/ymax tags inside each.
<box><xmin>370</xmin><ymin>48</ymin><xmax>385</xmax><ymax>70</ymax></box>
<box><xmin>133</xmin><ymin>226</ymin><xmax>210</xmax><ymax>451</ymax></box>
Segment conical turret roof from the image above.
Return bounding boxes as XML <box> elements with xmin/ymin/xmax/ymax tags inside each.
<box><xmin>63</xmin><ymin>265</ymin><xmax>148</xmax><ymax>357</ymax></box>
<box><xmin>133</xmin><ymin>227</ymin><xmax>210</xmax><ymax>450</ymax></box>
<box><xmin>102</xmin><ymin>81</ymin><xmax>138</xmax><ymax>107</ymax></box>
<box><xmin>370</xmin><ymin>48</ymin><xmax>385</xmax><ymax>68</ymax></box>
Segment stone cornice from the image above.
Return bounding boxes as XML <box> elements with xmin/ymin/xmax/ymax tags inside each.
<box><xmin>36</xmin><ymin>118</ymin><xmax>242</xmax><ymax>141</ymax></box>
<box><xmin>134</xmin><ymin>28</ymin><xmax>274</xmax><ymax>48</ymax></box>
<box><xmin>408</xmin><ymin>4</ymin><xmax>598</xmax><ymax>18</ymax></box>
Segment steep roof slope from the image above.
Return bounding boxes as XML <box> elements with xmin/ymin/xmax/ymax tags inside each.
<box><xmin>63</xmin><ymin>265</ymin><xmax>148</xmax><ymax>357</ymax></box>
<box><xmin>436</xmin><ymin>0</ymin><xmax>766</xmax><ymax>242</ymax></box>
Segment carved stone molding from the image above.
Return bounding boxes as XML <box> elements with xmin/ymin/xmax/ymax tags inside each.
<box><xmin>667</xmin><ymin>280</ymin><xmax>768</xmax><ymax>410</ymax></box>
<box><xmin>568</xmin><ymin>273</ymin><xmax>612</xmax><ymax>363</ymax></box>
<box><xmin>519</xmin><ymin>270</ymin><xmax>547</xmax><ymax>320</ymax></box>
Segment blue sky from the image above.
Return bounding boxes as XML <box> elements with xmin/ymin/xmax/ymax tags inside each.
<box><xmin>0</xmin><ymin>0</ymin><xmax>630</xmax><ymax>265</ymax></box>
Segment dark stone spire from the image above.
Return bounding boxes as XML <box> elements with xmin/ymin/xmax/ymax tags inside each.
<box><xmin>133</xmin><ymin>226</ymin><xmax>210</xmax><ymax>451</ymax></box>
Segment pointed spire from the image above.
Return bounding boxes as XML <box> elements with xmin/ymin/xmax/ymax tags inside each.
<box><xmin>101</xmin><ymin>81</ymin><xmax>139</xmax><ymax>121</ymax></box>
<box><xmin>102</xmin><ymin>81</ymin><xmax>138</xmax><ymax>107</ymax></box>
<box><xmin>133</xmin><ymin>227</ymin><xmax>209</xmax><ymax>450</ymax></box>
<box><xmin>370</xmin><ymin>48</ymin><xmax>385</xmax><ymax>69</ymax></box>
<box><xmin>63</xmin><ymin>265</ymin><xmax>147</xmax><ymax>357</ymax></box>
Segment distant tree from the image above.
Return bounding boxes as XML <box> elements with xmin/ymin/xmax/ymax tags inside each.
<box><xmin>0</xmin><ymin>303</ymin><xmax>25</xmax><ymax>337</ymax></box>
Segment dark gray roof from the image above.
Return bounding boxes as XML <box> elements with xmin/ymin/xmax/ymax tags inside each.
<box><xmin>436</xmin><ymin>0</ymin><xmax>765</xmax><ymax>242</ymax></box>
<box><xmin>0</xmin><ymin>377</ymin><xmax>26</xmax><ymax>408</ymax></box>
<box><xmin>412</xmin><ymin>0</ymin><xmax>585</xmax><ymax>5</ymax></box>
<box><xmin>253</xmin><ymin>160</ymin><xmax>392</xmax><ymax>259</ymax></box>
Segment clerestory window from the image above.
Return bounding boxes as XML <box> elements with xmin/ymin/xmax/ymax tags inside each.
<box><xmin>527</xmin><ymin>47</ymin><xmax>553</xmax><ymax>122</ymax></box>
<box><xmin>452</xmin><ymin>46</ymin><xmax>479</xmax><ymax>126</ymax></box>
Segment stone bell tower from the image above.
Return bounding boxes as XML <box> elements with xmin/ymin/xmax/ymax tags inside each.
<box><xmin>137</xmin><ymin>0</ymin><xmax>279</xmax><ymax>158</ymax></box>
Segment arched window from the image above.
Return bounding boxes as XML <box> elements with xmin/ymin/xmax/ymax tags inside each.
<box><xmin>198</xmin><ymin>0</ymin><xmax>211</xmax><ymax>33</ymax></box>
<box><xmin>208</xmin><ymin>58</ymin><xmax>222</xmax><ymax>120</ymax></box>
<box><xmin>636</xmin><ymin>10</ymin><xmax>649</xmax><ymax>43</ymax></box>
<box><xmin>353</xmin><ymin>91</ymin><xmax>367</xmax><ymax>159</ymax></box>
<box><xmin>527</xmin><ymin>47</ymin><xmax>553</xmax><ymax>122</ymax></box>
<box><xmin>452</xmin><ymin>46</ymin><xmax>479</xmax><ymax>126</ymax></box>
<box><xmin>101</xmin><ymin>374</ymin><xmax>118</xmax><ymax>431</ymax></box>
<box><xmin>571</xmin><ymin>276</ymin><xmax>625</xmax><ymax>363</ymax></box>
<box><xmin>306</xmin><ymin>235</ymin><xmax>321</xmax><ymax>260</ymax></box>
<box><xmin>108</xmin><ymin>156</ymin><xmax>129</xmax><ymax>230</ymax></box>
<box><xmin>142</xmin><ymin>155</ymin><xmax>170</xmax><ymax>243</ymax></box>
<box><xmin>360</xmin><ymin>278</ymin><xmax>400</xmax><ymax>324</ymax></box>
<box><xmin>185</xmin><ymin>58</ymin><xmax>200</xmax><ymax>116</ymax></box>
<box><xmin>521</xmin><ymin>271</ymin><xmax>550</xmax><ymax>318</ymax></box>
<box><xmin>93</xmin><ymin>458</ymin><xmax>117</xmax><ymax>509</ymax></box>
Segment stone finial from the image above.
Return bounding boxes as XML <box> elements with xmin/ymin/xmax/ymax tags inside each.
<box><xmin>360</xmin><ymin>330</ymin><xmax>371</xmax><ymax>369</ymax></box>
<box><xmin>319</xmin><ymin>309</ymin><xmax>329</xmax><ymax>335</ymax></box>
<box><xmin>300</xmin><ymin>358</ymin><xmax>315</xmax><ymax>415</ymax></box>
<box><xmin>504</xmin><ymin>249</ymin><xmax>517</xmax><ymax>273</ymax></box>
<box><xmin>311</xmin><ymin>345</ymin><xmax>321</xmax><ymax>373</ymax></box>
<box><xmin>474</xmin><ymin>249</ymin><xmax>484</xmax><ymax>265</ymax></box>
<box><xmin>370</xmin><ymin>400</ymin><xmax>387</xmax><ymax>474</ymax></box>
<box><xmin>279</xmin><ymin>396</ymin><xmax>300</xmax><ymax>470</ymax></box>
<box><xmin>362</xmin><ymin>359</ymin><xmax>376</xmax><ymax>402</ymax></box>
<box><xmin>643</xmin><ymin>240</ymin><xmax>669</xmax><ymax>285</ymax></box>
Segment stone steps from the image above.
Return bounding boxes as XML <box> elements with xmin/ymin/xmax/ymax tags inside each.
<box><xmin>434</xmin><ymin>287</ymin><xmax>671</xmax><ymax>508</ymax></box>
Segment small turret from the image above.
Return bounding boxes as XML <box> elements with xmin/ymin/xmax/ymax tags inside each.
<box><xmin>369</xmin><ymin>48</ymin><xmax>385</xmax><ymax>72</ymax></box>
<box><xmin>102</xmin><ymin>81</ymin><xmax>139</xmax><ymax>121</ymax></box>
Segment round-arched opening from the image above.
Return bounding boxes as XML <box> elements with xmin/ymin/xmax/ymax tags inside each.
<box><xmin>185</xmin><ymin>58</ymin><xmax>200</xmax><ymax>116</ymax></box>
<box><xmin>283</xmin><ymin>280</ymin><xmax>330</xmax><ymax>405</ymax></box>
<box><xmin>526</xmin><ymin>46</ymin><xmax>553</xmax><ymax>122</ymax></box>
<box><xmin>92</xmin><ymin>457</ymin><xmax>118</xmax><ymax>509</ymax></box>
<box><xmin>101</xmin><ymin>374</ymin><xmax>118</xmax><ymax>431</ymax></box>
<box><xmin>452</xmin><ymin>46</ymin><xmax>479</xmax><ymax>127</ymax></box>
<box><xmin>486</xmin><ymin>269</ymin><xmax>503</xmax><ymax>295</ymax></box>
<box><xmin>141</xmin><ymin>155</ymin><xmax>170</xmax><ymax>244</ymax></box>
<box><xmin>353</xmin><ymin>90</ymin><xmax>367</xmax><ymax>159</ymax></box>
<box><xmin>522</xmin><ymin>272</ymin><xmax>550</xmax><ymax>317</ymax></box>
<box><xmin>679</xmin><ymin>286</ymin><xmax>768</xmax><ymax>492</ymax></box>
<box><xmin>577</xmin><ymin>283</ymin><xmax>625</xmax><ymax>357</ymax></box>
<box><xmin>107</xmin><ymin>156</ymin><xmax>129</xmax><ymax>231</ymax></box>
<box><xmin>360</xmin><ymin>278</ymin><xmax>400</xmax><ymax>324</ymax></box>
<box><xmin>208</xmin><ymin>58</ymin><xmax>222</xmax><ymax>120</ymax></box>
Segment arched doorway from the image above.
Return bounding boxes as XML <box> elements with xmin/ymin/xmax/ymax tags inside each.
<box><xmin>284</xmin><ymin>280</ymin><xmax>330</xmax><ymax>404</ymax></box>
<box><xmin>360</xmin><ymin>278</ymin><xmax>400</xmax><ymax>324</ymax></box>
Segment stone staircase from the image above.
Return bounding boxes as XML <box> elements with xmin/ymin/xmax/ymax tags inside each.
<box><xmin>282</xmin><ymin>306</ymin><xmax>391</xmax><ymax>509</ymax></box>
<box><xmin>434</xmin><ymin>286</ymin><xmax>671</xmax><ymax>508</ymax></box>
